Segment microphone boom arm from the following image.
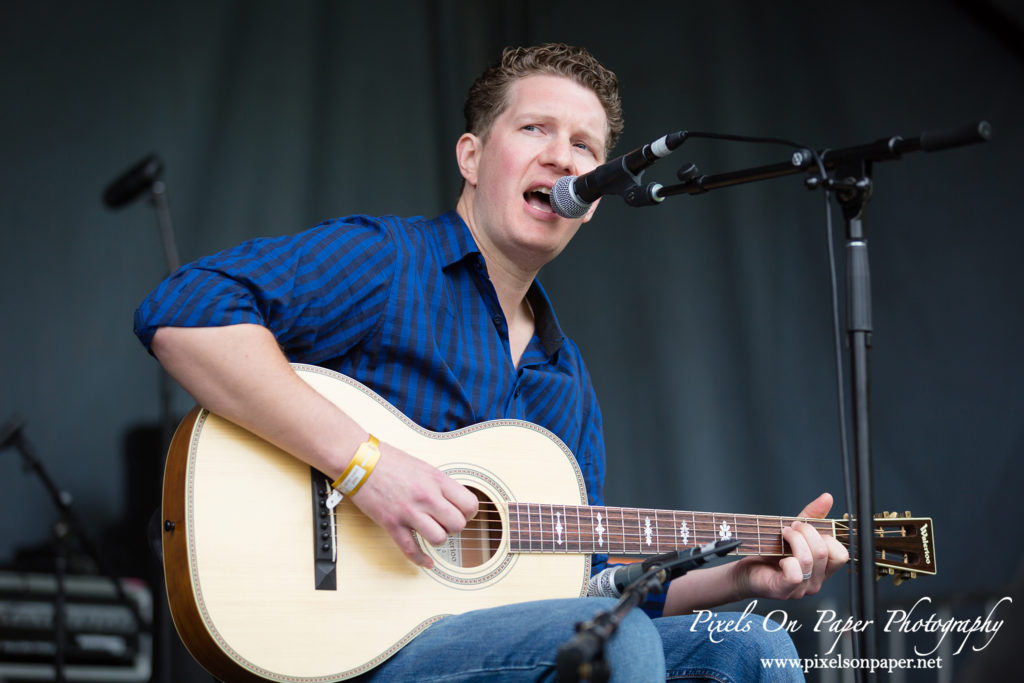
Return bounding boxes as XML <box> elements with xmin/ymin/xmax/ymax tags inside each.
<box><xmin>655</xmin><ymin>121</ymin><xmax>991</xmax><ymax>200</ymax></box>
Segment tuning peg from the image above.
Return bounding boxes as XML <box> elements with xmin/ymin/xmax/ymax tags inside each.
<box><xmin>894</xmin><ymin>574</ymin><xmax>904</xmax><ymax>587</ymax></box>
<box><xmin>904</xmin><ymin>510</ymin><xmax>912</xmax><ymax>517</ymax></box>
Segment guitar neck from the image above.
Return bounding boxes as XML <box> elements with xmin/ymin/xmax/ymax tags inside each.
<box><xmin>507</xmin><ymin>502</ymin><xmax>841</xmax><ymax>557</ymax></box>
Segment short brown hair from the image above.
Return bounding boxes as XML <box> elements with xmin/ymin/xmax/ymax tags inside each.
<box><xmin>464</xmin><ymin>43</ymin><xmax>624</xmax><ymax>156</ymax></box>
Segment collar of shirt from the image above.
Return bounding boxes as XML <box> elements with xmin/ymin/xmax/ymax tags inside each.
<box><xmin>434</xmin><ymin>211</ymin><xmax>565</xmax><ymax>359</ymax></box>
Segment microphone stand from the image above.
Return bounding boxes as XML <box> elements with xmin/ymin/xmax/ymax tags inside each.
<box><xmin>1</xmin><ymin>417</ymin><xmax>149</xmax><ymax>683</ymax></box>
<box><xmin>147</xmin><ymin>179</ymin><xmax>182</xmax><ymax>454</ymax></box>
<box><xmin>632</xmin><ymin>121</ymin><xmax>990</xmax><ymax>676</ymax></box>
<box><xmin>103</xmin><ymin>156</ymin><xmax>182</xmax><ymax>453</ymax></box>
<box><xmin>557</xmin><ymin>539</ymin><xmax>741</xmax><ymax>683</ymax></box>
<box><xmin>103</xmin><ymin>155</ymin><xmax>183</xmax><ymax>683</ymax></box>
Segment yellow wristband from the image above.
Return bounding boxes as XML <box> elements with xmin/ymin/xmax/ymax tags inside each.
<box><xmin>331</xmin><ymin>435</ymin><xmax>381</xmax><ymax>496</ymax></box>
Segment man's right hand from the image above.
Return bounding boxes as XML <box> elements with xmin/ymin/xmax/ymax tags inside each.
<box><xmin>151</xmin><ymin>323</ymin><xmax>478</xmax><ymax>569</ymax></box>
<box><xmin>350</xmin><ymin>443</ymin><xmax>479</xmax><ymax>568</ymax></box>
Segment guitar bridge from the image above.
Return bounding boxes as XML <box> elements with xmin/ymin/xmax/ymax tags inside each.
<box><xmin>310</xmin><ymin>469</ymin><xmax>338</xmax><ymax>590</ymax></box>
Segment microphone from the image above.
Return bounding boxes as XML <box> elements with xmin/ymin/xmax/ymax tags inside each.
<box><xmin>103</xmin><ymin>154</ymin><xmax>164</xmax><ymax>208</ymax></box>
<box><xmin>586</xmin><ymin>562</ymin><xmax>648</xmax><ymax>599</ymax></box>
<box><xmin>550</xmin><ymin>131</ymin><xmax>686</xmax><ymax>218</ymax></box>
<box><xmin>0</xmin><ymin>415</ymin><xmax>26</xmax><ymax>451</ymax></box>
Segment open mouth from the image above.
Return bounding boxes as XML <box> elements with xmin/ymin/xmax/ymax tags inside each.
<box><xmin>524</xmin><ymin>186</ymin><xmax>553</xmax><ymax>213</ymax></box>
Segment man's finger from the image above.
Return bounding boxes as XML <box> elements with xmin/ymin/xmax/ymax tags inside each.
<box><xmin>393</xmin><ymin>526</ymin><xmax>433</xmax><ymax>568</ymax></box>
<box><xmin>796</xmin><ymin>492</ymin><xmax>834</xmax><ymax>520</ymax></box>
<box><xmin>443</xmin><ymin>477</ymin><xmax>480</xmax><ymax>520</ymax></box>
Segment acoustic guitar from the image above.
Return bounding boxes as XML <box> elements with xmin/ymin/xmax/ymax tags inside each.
<box><xmin>161</xmin><ymin>364</ymin><xmax>936</xmax><ymax>682</ymax></box>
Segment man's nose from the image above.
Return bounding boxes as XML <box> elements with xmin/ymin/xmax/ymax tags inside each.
<box><xmin>540</xmin><ymin>136</ymin><xmax>574</xmax><ymax>174</ymax></box>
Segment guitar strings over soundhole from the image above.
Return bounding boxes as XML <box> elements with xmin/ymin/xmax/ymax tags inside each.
<box><xmin>432</xmin><ymin>486</ymin><xmax>503</xmax><ymax>569</ymax></box>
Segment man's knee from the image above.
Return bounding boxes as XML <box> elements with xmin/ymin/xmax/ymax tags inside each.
<box><xmin>742</xmin><ymin>613</ymin><xmax>799</xmax><ymax>660</ymax></box>
<box><xmin>656</xmin><ymin>610</ymin><xmax>801</xmax><ymax>682</ymax></box>
<box><xmin>600</xmin><ymin>606</ymin><xmax>666</xmax><ymax>681</ymax></box>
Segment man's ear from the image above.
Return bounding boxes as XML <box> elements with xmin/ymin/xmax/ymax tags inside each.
<box><xmin>455</xmin><ymin>133</ymin><xmax>481</xmax><ymax>186</ymax></box>
<box><xmin>581</xmin><ymin>197</ymin><xmax>601</xmax><ymax>223</ymax></box>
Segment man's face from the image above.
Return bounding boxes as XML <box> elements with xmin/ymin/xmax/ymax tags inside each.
<box><xmin>456</xmin><ymin>74</ymin><xmax>608</xmax><ymax>273</ymax></box>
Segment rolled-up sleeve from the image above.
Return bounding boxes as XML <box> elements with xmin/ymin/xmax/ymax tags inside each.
<box><xmin>133</xmin><ymin>215</ymin><xmax>395</xmax><ymax>363</ymax></box>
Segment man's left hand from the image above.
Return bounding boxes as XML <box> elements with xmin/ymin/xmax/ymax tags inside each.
<box><xmin>733</xmin><ymin>492</ymin><xmax>850</xmax><ymax>601</ymax></box>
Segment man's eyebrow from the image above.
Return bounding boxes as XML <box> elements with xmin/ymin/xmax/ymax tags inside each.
<box><xmin>514</xmin><ymin>111</ymin><xmax>606</xmax><ymax>150</ymax></box>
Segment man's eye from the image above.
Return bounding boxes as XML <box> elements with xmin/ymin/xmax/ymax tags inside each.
<box><xmin>575</xmin><ymin>142</ymin><xmax>597</xmax><ymax>157</ymax></box>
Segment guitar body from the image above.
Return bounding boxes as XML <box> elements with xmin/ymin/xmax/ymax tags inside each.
<box><xmin>162</xmin><ymin>364</ymin><xmax>590</xmax><ymax>682</ymax></box>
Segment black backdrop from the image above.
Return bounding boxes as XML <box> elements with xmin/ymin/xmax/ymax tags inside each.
<box><xmin>1</xmin><ymin>1</ymin><xmax>1021</xmax><ymax>680</ymax></box>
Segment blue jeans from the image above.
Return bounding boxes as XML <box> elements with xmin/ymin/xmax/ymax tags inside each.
<box><xmin>358</xmin><ymin>598</ymin><xmax>801</xmax><ymax>681</ymax></box>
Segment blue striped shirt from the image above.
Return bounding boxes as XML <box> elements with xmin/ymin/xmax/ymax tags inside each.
<box><xmin>134</xmin><ymin>210</ymin><xmax>616</xmax><ymax>575</ymax></box>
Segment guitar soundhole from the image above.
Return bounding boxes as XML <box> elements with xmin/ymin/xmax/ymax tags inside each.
<box><xmin>437</xmin><ymin>486</ymin><xmax>502</xmax><ymax>569</ymax></box>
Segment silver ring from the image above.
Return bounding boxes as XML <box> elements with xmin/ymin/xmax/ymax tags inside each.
<box><xmin>802</xmin><ymin>571</ymin><xmax>813</xmax><ymax>581</ymax></box>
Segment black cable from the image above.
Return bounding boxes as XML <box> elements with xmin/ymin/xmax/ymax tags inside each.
<box><xmin>671</xmin><ymin>132</ymin><xmax>855</xmax><ymax>533</ymax></box>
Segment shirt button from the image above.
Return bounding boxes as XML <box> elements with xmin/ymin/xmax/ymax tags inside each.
<box><xmin>492</xmin><ymin>315</ymin><xmax>503</xmax><ymax>327</ymax></box>
<box><xmin>514</xmin><ymin>387</ymin><xmax>521</xmax><ymax>398</ymax></box>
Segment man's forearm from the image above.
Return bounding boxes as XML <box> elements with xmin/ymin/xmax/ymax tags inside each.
<box><xmin>151</xmin><ymin>323</ymin><xmax>366</xmax><ymax>476</ymax></box>
<box><xmin>663</xmin><ymin>562</ymin><xmax>746</xmax><ymax>616</ymax></box>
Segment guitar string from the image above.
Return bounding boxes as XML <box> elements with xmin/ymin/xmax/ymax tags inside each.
<box><xmin>481</xmin><ymin>503</ymin><xmax>848</xmax><ymax>527</ymax></box>
<box><xmin>465</xmin><ymin>503</ymin><xmax>845</xmax><ymax>538</ymax></box>
<box><xmin>377</xmin><ymin>496</ymin><xmax>910</xmax><ymax>537</ymax></box>
<box><xmin>341</xmin><ymin>508</ymin><xmax>912</xmax><ymax>555</ymax></box>
<box><xmin>397</xmin><ymin>501</ymin><xmax>887</xmax><ymax>540</ymax></box>
<box><xmin>410</xmin><ymin>536</ymin><xmax>902</xmax><ymax>556</ymax></box>
<box><xmin>331</xmin><ymin>516</ymin><xmax>914</xmax><ymax>564</ymax></box>
<box><xmin>435</xmin><ymin>531</ymin><xmax>907</xmax><ymax>548</ymax></box>
<box><xmin>472</xmin><ymin>500</ymin><xmax>843</xmax><ymax>526</ymax></box>
<box><xmin>419</xmin><ymin>533</ymin><xmax>878</xmax><ymax>547</ymax></box>
<box><xmin>404</xmin><ymin>535</ymin><xmax>907</xmax><ymax>562</ymax></box>
<box><xmin>399</xmin><ymin>528</ymin><xmax>913</xmax><ymax>565</ymax></box>
<box><xmin>446</xmin><ymin>521</ymin><xmax>843</xmax><ymax>538</ymax></box>
<box><xmin>409</xmin><ymin>540</ymin><xmax>911</xmax><ymax>565</ymax></box>
<box><xmin>335</xmin><ymin>502</ymin><xmax>913</xmax><ymax>556</ymax></box>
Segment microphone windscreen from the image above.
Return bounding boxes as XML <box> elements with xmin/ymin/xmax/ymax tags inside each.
<box><xmin>586</xmin><ymin>567</ymin><xmax>622</xmax><ymax>598</ymax></box>
<box><xmin>550</xmin><ymin>175</ymin><xmax>590</xmax><ymax>219</ymax></box>
<box><xmin>103</xmin><ymin>154</ymin><xmax>164</xmax><ymax>208</ymax></box>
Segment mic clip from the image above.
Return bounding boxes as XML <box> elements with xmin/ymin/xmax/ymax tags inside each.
<box><xmin>651</xmin><ymin>538</ymin><xmax>742</xmax><ymax>582</ymax></box>
<box><xmin>557</xmin><ymin>539</ymin><xmax>741</xmax><ymax>682</ymax></box>
<box><xmin>623</xmin><ymin>182</ymin><xmax>665</xmax><ymax>208</ymax></box>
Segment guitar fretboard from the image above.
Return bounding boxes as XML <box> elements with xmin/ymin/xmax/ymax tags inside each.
<box><xmin>507</xmin><ymin>503</ymin><xmax>839</xmax><ymax>557</ymax></box>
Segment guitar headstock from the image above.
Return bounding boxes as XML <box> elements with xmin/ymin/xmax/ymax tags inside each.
<box><xmin>840</xmin><ymin>512</ymin><xmax>937</xmax><ymax>585</ymax></box>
